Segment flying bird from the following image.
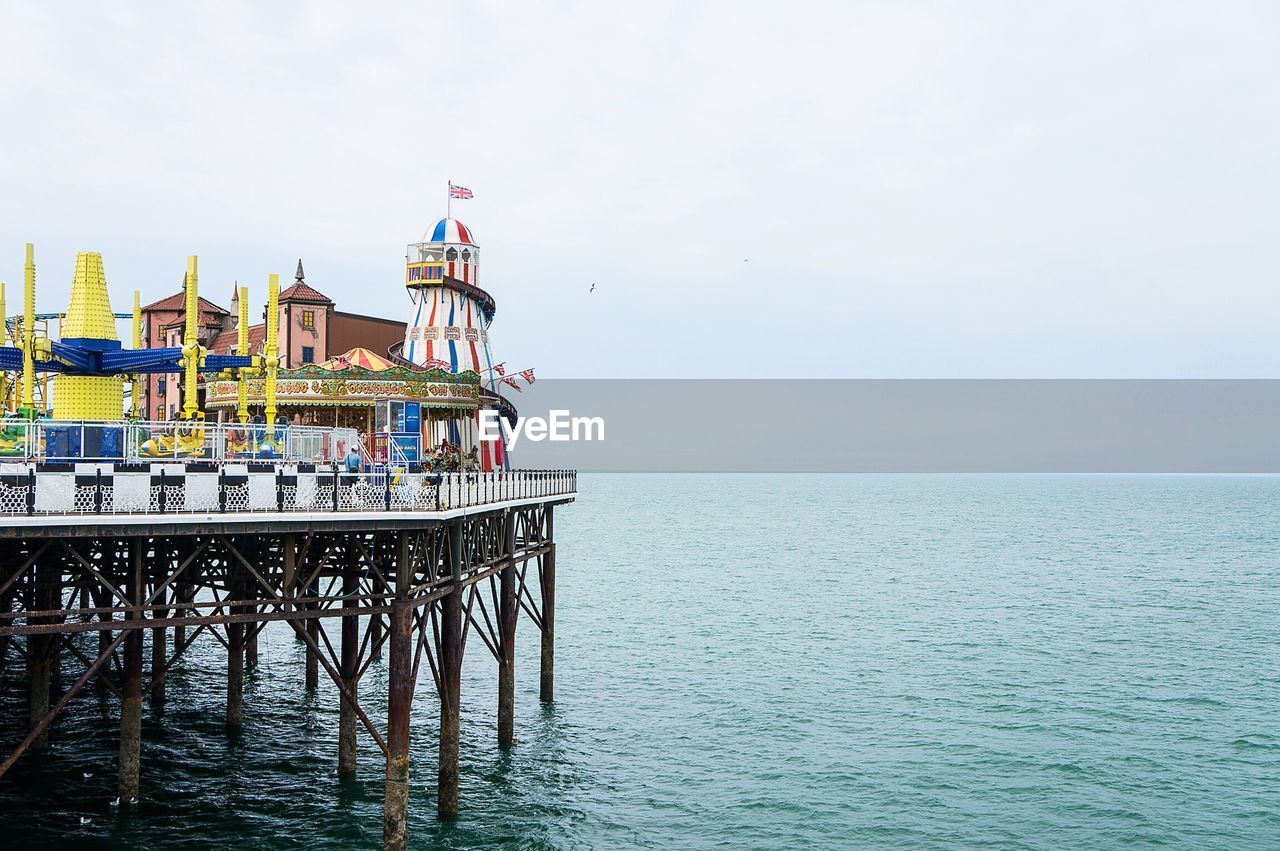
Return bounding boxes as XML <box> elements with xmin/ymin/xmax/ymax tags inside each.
<box><xmin>589</xmin><ymin>283</ymin><xmax>596</xmax><ymax>293</ymax></box>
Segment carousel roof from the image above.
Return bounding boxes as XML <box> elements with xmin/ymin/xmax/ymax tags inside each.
<box><xmin>425</xmin><ymin>217</ymin><xmax>476</xmax><ymax>245</ymax></box>
<box><xmin>321</xmin><ymin>347</ymin><xmax>395</xmax><ymax>372</ymax></box>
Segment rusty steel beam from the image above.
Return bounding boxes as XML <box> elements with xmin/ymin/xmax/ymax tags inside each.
<box><xmin>383</xmin><ymin>535</ymin><xmax>416</xmax><ymax>851</ymax></box>
<box><xmin>498</xmin><ymin>510</ymin><xmax>518</xmax><ymax>747</ymax></box>
<box><xmin>438</xmin><ymin>521</ymin><xmax>464</xmax><ymax>820</ymax></box>
<box><xmin>1</xmin><ymin>602</ymin><xmax>399</xmax><ymax>637</ymax></box>
<box><xmin>28</xmin><ymin>560</ymin><xmax>58</xmax><ymax>751</ymax></box>
<box><xmin>540</xmin><ymin>507</ymin><xmax>556</xmax><ymax>702</ymax></box>
<box><xmin>227</xmin><ymin>563</ymin><xmax>245</xmax><ymax>729</ymax></box>
<box><xmin>338</xmin><ymin>554</ymin><xmax>360</xmax><ymax>778</ymax></box>
<box><xmin>119</xmin><ymin>538</ymin><xmax>144</xmax><ymax>803</ymax></box>
<box><xmin>151</xmin><ymin>576</ymin><xmax>168</xmax><ymax>706</ymax></box>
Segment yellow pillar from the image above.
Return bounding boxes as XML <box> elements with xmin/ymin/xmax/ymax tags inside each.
<box><xmin>0</xmin><ymin>282</ymin><xmax>6</xmax><ymax>411</ymax></box>
<box><xmin>22</xmin><ymin>244</ymin><xmax>35</xmax><ymax>415</ymax></box>
<box><xmin>236</xmin><ymin>285</ymin><xmax>249</xmax><ymax>424</ymax></box>
<box><xmin>264</xmin><ymin>273</ymin><xmax>279</xmax><ymax>427</ymax></box>
<box><xmin>130</xmin><ymin>290</ymin><xmax>142</xmax><ymax>418</ymax></box>
<box><xmin>180</xmin><ymin>257</ymin><xmax>202</xmax><ymax>420</ymax></box>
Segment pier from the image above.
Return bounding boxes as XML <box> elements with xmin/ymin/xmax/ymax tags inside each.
<box><xmin>0</xmin><ymin>466</ymin><xmax>575</xmax><ymax>849</ymax></box>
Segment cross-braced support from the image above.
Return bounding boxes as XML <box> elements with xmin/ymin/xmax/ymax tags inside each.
<box><xmin>0</xmin><ymin>494</ymin><xmax>570</xmax><ymax>850</ymax></box>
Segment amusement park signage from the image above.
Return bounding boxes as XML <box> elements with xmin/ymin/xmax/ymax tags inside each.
<box><xmin>206</xmin><ymin>376</ymin><xmax>480</xmax><ymax>407</ymax></box>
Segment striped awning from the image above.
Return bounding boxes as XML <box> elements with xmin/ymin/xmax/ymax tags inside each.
<box><xmin>322</xmin><ymin>347</ymin><xmax>395</xmax><ymax>372</ymax></box>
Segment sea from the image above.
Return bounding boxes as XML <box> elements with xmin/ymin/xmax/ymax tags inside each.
<box><xmin>2</xmin><ymin>474</ymin><xmax>1279</xmax><ymax>849</ymax></box>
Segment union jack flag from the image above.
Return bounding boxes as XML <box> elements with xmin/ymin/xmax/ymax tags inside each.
<box><xmin>502</xmin><ymin>376</ymin><xmax>523</xmax><ymax>392</ymax></box>
<box><xmin>492</xmin><ymin>363</ymin><xmax>505</xmax><ymax>377</ymax></box>
<box><xmin>449</xmin><ymin>183</ymin><xmax>473</xmax><ymax>199</ymax></box>
<box><xmin>520</xmin><ymin>368</ymin><xmax>536</xmax><ymax>385</ymax></box>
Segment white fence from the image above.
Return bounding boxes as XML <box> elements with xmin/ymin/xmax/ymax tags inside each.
<box><xmin>0</xmin><ymin>468</ymin><xmax>577</xmax><ymax>517</ymax></box>
<box><xmin>0</xmin><ymin>420</ymin><xmax>356</xmax><ymax>464</ymax></box>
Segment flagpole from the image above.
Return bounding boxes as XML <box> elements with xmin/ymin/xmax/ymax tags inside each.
<box><xmin>447</xmin><ymin>179</ymin><xmax>451</xmax><ymax>219</ymax></box>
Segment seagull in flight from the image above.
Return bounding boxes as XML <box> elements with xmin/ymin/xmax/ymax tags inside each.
<box><xmin>589</xmin><ymin>282</ymin><xmax>596</xmax><ymax>293</ymax></box>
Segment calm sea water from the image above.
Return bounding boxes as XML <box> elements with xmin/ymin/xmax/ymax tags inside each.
<box><xmin>2</xmin><ymin>474</ymin><xmax>1279</xmax><ymax>849</ymax></box>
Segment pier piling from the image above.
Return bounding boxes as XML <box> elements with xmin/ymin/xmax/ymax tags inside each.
<box><xmin>438</xmin><ymin>521</ymin><xmax>464</xmax><ymax>819</ymax></box>
<box><xmin>118</xmin><ymin>539</ymin><xmax>144</xmax><ymax>802</ymax></box>
<box><xmin>246</xmin><ymin>623</ymin><xmax>259</xmax><ymax>668</ymax></box>
<box><xmin>498</xmin><ymin>511</ymin><xmax>517</xmax><ymax>746</ymax></box>
<box><xmin>540</xmin><ymin>507</ymin><xmax>556</xmax><ymax>703</ymax></box>
<box><xmin>305</xmin><ymin>573</ymin><xmax>320</xmax><ymax>690</ymax></box>
<box><xmin>338</xmin><ymin>557</ymin><xmax>359</xmax><ymax>777</ymax></box>
<box><xmin>383</xmin><ymin>536</ymin><xmax>415</xmax><ymax>851</ymax></box>
<box><xmin>227</xmin><ymin>566</ymin><xmax>245</xmax><ymax>729</ymax></box>
<box><xmin>151</xmin><ymin>582</ymin><xmax>167</xmax><ymax>707</ymax></box>
<box><xmin>28</xmin><ymin>561</ymin><xmax>55</xmax><ymax>751</ymax></box>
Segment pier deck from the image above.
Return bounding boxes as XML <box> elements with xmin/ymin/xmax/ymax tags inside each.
<box><xmin>0</xmin><ymin>468</ymin><xmax>574</xmax><ymax>850</ymax></box>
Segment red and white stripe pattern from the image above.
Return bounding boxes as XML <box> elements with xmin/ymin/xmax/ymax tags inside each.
<box><xmin>403</xmin><ymin>282</ymin><xmax>497</xmax><ymax>380</ymax></box>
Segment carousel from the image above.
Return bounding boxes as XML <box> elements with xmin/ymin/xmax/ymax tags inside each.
<box><xmin>204</xmin><ymin>346</ymin><xmax>483</xmax><ymax>466</ymax></box>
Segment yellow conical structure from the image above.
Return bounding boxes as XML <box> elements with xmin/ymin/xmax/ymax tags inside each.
<box><xmin>61</xmin><ymin>252</ymin><xmax>117</xmax><ymax>341</ymax></box>
<box><xmin>53</xmin><ymin>252</ymin><xmax>124</xmax><ymax>421</ymax></box>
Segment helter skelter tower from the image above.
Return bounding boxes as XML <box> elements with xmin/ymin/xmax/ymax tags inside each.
<box><xmin>403</xmin><ymin>217</ymin><xmax>508</xmax><ymax>467</ymax></box>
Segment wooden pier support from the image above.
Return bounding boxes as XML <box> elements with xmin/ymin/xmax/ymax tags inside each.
<box><xmin>227</xmin><ymin>567</ymin><xmax>245</xmax><ymax>729</ymax></box>
<box><xmin>540</xmin><ymin>507</ymin><xmax>556</xmax><ymax>703</ymax></box>
<box><xmin>151</xmin><ymin>583</ymin><xmax>167</xmax><ymax>707</ymax></box>
<box><xmin>28</xmin><ymin>562</ymin><xmax>55</xmax><ymax>751</ymax></box>
<box><xmin>438</xmin><ymin>521</ymin><xmax>464</xmax><ymax>819</ymax></box>
<box><xmin>369</xmin><ymin>574</ymin><xmax>384</xmax><ymax>662</ymax></box>
<box><xmin>173</xmin><ymin>579</ymin><xmax>191</xmax><ymax>651</ymax></box>
<box><xmin>93</xmin><ymin>584</ymin><xmax>111</xmax><ymax>695</ymax></box>
<box><xmin>382</xmin><ymin>537</ymin><xmax>415</xmax><ymax>851</ymax></box>
<box><xmin>305</xmin><ymin>575</ymin><xmax>320</xmax><ymax>691</ymax></box>
<box><xmin>118</xmin><ymin>539</ymin><xmax>144</xmax><ymax>802</ymax></box>
<box><xmin>338</xmin><ymin>558</ymin><xmax>359</xmax><ymax>777</ymax></box>
<box><xmin>246</xmin><ymin>623</ymin><xmax>259</xmax><ymax>667</ymax></box>
<box><xmin>498</xmin><ymin>511</ymin><xmax>517</xmax><ymax>746</ymax></box>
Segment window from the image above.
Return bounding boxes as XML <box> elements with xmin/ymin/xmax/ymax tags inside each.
<box><xmin>156</xmin><ymin>405</ymin><xmax>164</xmax><ymax>420</ymax></box>
<box><xmin>301</xmin><ymin>346</ymin><xmax>315</xmax><ymax>364</ymax></box>
<box><xmin>301</xmin><ymin>309</ymin><xmax>315</xmax><ymax>329</ymax></box>
<box><xmin>157</xmin><ymin>377</ymin><xmax>167</xmax><ymax>394</ymax></box>
<box><xmin>446</xmin><ymin>248</ymin><xmax>458</xmax><ymax>261</ymax></box>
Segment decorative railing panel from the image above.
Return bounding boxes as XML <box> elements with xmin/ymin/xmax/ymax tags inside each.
<box><xmin>0</xmin><ymin>467</ymin><xmax>576</xmax><ymax>517</ymax></box>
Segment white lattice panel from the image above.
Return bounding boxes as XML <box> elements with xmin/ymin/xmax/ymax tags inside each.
<box><xmin>36</xmin><ymin>474</ymin><xmax>74</xmax><ymax>513</ymax></box>
<box><xmin>185</xmin><ymin>475</ymin><xmax>219</xmax><ymax>512</ymax></box>
<box><xmin>0</xmin><ymin>482</ymin><xmax>28</xmax><ymax>514</ymax></box>
<box><xmin>248</xmin><ymin>475</ymin><xmax>277</xmax><ymax>510</ymax></box>
<box><xmin>112</xmin><ymin>475</ymin><xmax>150</xmax><ymax>512</ymax></box>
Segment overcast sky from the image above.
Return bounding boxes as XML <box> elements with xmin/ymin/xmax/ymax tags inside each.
<box><xmin>1</xmin><ymin>2</ymin><xmax>1277</xmax><ymax>378</ymax></box>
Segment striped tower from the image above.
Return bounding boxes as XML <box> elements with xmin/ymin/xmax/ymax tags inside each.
<box><xmin>402</xmin><ymin>218</ymin><xmax>494</xmax><ymax>376</ymax></box>
<box><xmin>53</xmin><ymin>252</ymin><xmax>124</xmax><ymax>420</ymax></box>
<box><xmin>402</xmin><ymin>218</ymin><xmax>506</xmax><ymax>468</ymax></box>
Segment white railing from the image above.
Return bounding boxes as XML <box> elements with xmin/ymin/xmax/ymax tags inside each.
<box><xmin>0</xmin><ymin>468</ymin><xmax>578</xmax><ymax>517</ymax></box>
<box><xmin>0</xmin><ymin>420</ymin><xmax>372</xmax><ymax>465</ymax></box>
